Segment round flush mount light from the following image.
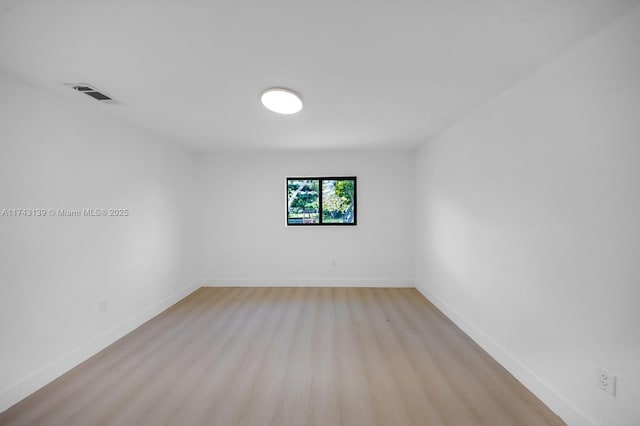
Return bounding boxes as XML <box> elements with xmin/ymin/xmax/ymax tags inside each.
<box><xmin>261</xmin><ymin>88</ymin><xmax>303</xmax><ymax>114</ymax></box>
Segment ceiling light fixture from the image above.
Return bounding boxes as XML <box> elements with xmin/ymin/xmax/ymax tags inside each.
<box><xmin>261</xmin><ymin>88</ymin><xmax>303</xmax><ymax>114</ymax></box>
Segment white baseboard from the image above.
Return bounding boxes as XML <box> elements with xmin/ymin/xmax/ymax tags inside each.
<box><xmin>414</xmin><ymin>282</ymin><xmax>595</xmax><ymax>426</ymax></box>
<box><xmin>200</xmin><ymin>279</ymin><xmax>415</xmax><ymax>288</ymax></box>
<box><xmin>0</xmin><ymin>281</ymin><xmax>200</xmax><ymax>414</ymax></box>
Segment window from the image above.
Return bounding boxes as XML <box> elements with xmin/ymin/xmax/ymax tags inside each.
<box><xmin>287</xmin><ymin>177</ymin><xmax>357</xmax><ymax>226</ymax></box>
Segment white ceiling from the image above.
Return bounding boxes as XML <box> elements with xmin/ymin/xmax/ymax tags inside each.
<box><xmin>1</xmin><ymin>0</ymin><xmax>638</xmax><ymax>152</ymax></box>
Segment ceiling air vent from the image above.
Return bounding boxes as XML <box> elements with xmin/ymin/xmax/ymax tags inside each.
<box><xmin>66</xmin><ymin>83</ymin><xmax>120</xmax><ymax>104</ymax></box>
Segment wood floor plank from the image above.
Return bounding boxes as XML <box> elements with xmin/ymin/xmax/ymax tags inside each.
<box><xmin>0</xmin><ymin>287</ymin><xmax>565</xmax><ymax>426</ymax></box>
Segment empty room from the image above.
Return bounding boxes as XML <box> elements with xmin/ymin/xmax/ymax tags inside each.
<box><xmin>1</xmin><ymin>1</ymin><xmax>639</xmax><ymax>425</ymax></box>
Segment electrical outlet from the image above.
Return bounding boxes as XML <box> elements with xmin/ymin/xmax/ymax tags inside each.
<box><xmin>99</xmin><ymin>300</ymin><xmax>109</xmax><ymax>313</ymax></box>
<box><xmin>597</xmin><ymin>368</ymin><xmax>616</xmax><ymax>396</ymax></box>
<box><xmin>331</xmin><ymin>259</ymin><xmax>336</xmax><ymax>267</ymax></box>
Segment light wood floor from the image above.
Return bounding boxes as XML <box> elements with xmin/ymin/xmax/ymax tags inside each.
<box><xmin>0</xmin><ymin>287</ymin><xmax>564</xmax><ymax>426</ymax></box>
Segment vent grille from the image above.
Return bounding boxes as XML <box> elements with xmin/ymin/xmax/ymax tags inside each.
<box><xmin>67</xmin><ymin>83</ymin><xmax>119</xmax><ymax>104</ymax></box>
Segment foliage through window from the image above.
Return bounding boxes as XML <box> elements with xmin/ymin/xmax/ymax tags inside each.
<box><xmin>287</xmin><ymin>177</ymin><xmax>357</xmax><ymax>226</ymax></box>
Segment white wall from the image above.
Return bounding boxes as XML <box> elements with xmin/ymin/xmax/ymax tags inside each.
<box><xmin>0</xmin><ymin>71</ymin><xmax>200</xmax><ymax>412</ymax></box>
<box><xmin>415</xmin><ymin>7</ymin><xmax>640</xmax><ymax>426</ymax></box>
<box><xmin>198</xmin><ymin>151</ymin><xmax>415</xmax><ymax>287</ymax></box>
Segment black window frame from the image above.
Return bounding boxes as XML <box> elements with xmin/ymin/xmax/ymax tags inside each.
<box><xmin>286</xmin><ymin>176</ymin><xmax>357</xmax><ymax>226</ymax></box>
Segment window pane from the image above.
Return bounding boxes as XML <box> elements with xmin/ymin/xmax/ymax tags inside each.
<box><xmin>287</xmin><ymin>179</ymin><xmax>320</xmax><ymax>224</ymax></box>
<box><xmin>322</xmin><ymin>179</ymin><xmax>355</xmax><ymax>224</ymax></box>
